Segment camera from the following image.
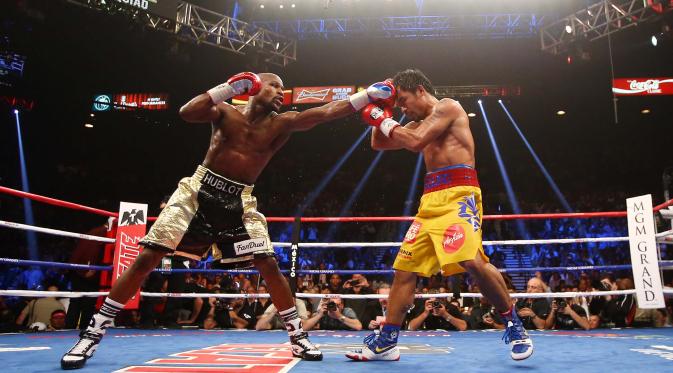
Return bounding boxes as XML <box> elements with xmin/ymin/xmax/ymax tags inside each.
<box><xmin>483</xmin><ymin>306</ymin><xmax>496</xmax><ymax>320</ymax></box>
<box><xmin>555</xmin><ymin>298</ymin><xmax>567</xmax><ymax>309</ymax></box>
<box><xmin>350</xmin><ymin>279</ymin><xmax>361</xmax><ymax>286</ymax></box>
<box><xmin>215</xmin><ymin>298</ymin><xmax>231</xmax><ymax>311</ymax></box>
<box><xmin>327</xmin><ymin>301</ymin><xmax>337</xmax><ymax>311</ymax></box>
<box><xmin>432</xmin><ymin>300</ymin><xmax>442</xmax><ymax>309</ymax></box>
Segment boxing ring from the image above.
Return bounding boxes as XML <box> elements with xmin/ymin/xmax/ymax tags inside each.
<box><xmin>1</xmin><ymin>185</ymin><xmax>673</xmax><ymax>372</ymax></box>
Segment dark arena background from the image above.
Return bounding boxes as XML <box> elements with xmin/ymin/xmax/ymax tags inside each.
<box><xmin>1</xmin><ymin>1</ymin><xmax>673</xmax><ymax>372</ymax></box>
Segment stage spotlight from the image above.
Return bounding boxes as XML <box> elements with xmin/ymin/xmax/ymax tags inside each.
<box><xmin>260</xmin><ymin>4</ymin><xmax>264</xmax><ymax>9</ymax></box>
<box><xmin>84</xmin><ymin>123</ymin><xmax>94</xmax><ymax>128</ymax></box>
<box><xmin>279</xmin><ymin>4</ymin><xmax>283</xmax><ymax>9</ymax></box>
<box><xmin>565</xmin><ymin>24</ymin><xmax>573</xmax><ymax>34</ymax></box>
<box><xmin>651</xmin><ymin>34</ymin><xmax>658</xmax><ymax>46</ymax></box>
<box><xmin>641</xmin><ymin>109</ymin><xmax>651</xmax><ymax>114</ymax></box>
<box><xmin>499</xmin><ymin>101</ymin><xmax>574</xmax><ymax>213</ymax></box>
<box><xmin>467</xmin><ymin>112</ymin><xmax>476</xmax><ymax>118</ymax></box>
<box><xmin>557</xmin><ymin>110</ymin><xmax>566</xmax><ymax>116</ymax></box>
<box><xmin>292</xmin><ymin>3</ymin><xmax>296</xmax><ymax>8</ymax></box>
<box><xmin>13</xmin><ymin>109</ymin><xmax>19</xmax><ymax>115</ymax></box>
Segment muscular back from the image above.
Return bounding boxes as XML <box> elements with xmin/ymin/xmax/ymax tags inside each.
<box><xmin>202</xmin><ymin>104</ymin><xmax>291</xmax><ymax>184</ymax></box>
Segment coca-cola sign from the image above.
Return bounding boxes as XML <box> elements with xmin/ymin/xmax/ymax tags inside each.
<box><xmin>612</xmin><ymin>78</ymin><xmax>673</xmax><ymax>96</ymax></box>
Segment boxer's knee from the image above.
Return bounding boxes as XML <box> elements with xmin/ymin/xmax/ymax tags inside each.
<box><xmin>460</xmin><ymin>252</ymin><xmax>488</xmax><ymax>274</ymax></box>
<box><xmin>393</xmin><ymin>269</ymin><xmax>416</xmax><ymax>285</ymax></box>
<box><xmin>132</xmin><ymin>247</ymin><xmax>166</xmax><ymax>276</ymax></box>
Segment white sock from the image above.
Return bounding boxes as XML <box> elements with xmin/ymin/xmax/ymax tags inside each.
<box><xmin>279</xmin><ymin>306</ymin><xmax>304</xmax><ymax>336</ymax></box>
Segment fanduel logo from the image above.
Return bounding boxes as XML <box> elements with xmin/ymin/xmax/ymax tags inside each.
<box><xmin>234</xmin><ymin>238</ymin><xmax>268</xmax><ymax>256</ymax></box>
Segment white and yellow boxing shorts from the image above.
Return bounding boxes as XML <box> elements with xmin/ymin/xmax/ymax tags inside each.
<box><xmin>393</xmin><ymin>164</ymin><xmax>489</xmax><ymax>277</ymax></box>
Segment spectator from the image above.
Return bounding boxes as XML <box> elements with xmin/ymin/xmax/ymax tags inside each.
<box><xmin>548</xmin><ymin>272</ymin><xmax>562</xmax><ymax>292</ymax></box>
<box><xmin>515</xmin><ymin>278</ymin><xmax>550</xmax><ymax>330</ymax></box>
<box><xmin>361</xmin><ymin>284</ymin><xmax>390</xmax><ymax>330</ymax></box>
<box><xmin>15</xmin><ymin>285</ymin><xmax>65</xmax><ymax>330</ymax></box>
<box><xmin>48</xmin><ymin>309</ymin><xmax>67</xmax><ymax>331</ymax></box>
<box><xmin>589</xmin><ymin>314</ymin><xmax>602</xmax><ymax>329</ymax></box>
<box><xmin>408</xmin><ymin>296</ymin><xmax>467</xmax><ymax>331</ymax></box>
<box><xmin>177</xmin><ymin>276</ymin><xmax>210</xmax><ymax>327</ymax></box>
<box><xmin>545</xmin><ymin>298</ymin><xmax>590</xmax><ymax>330</ymax></box>
<box><xmin>343</xmin><ymin>274</ymin><xmax>373</xmax><ymax>323</ymax></box>
<box><xmin>0</xmin><ymin>296</ymin><xmax>17</xmax><ymax>333</ymax></box>
<box><xmin>207</xmin><ymin>293</ymin><xmax>249</xmax><ymax>329</ymax></box>
<box><xmin>601</xmin><ymin>278</ymin><xmax>636</xmax><ymax>327</ymax></box>
<box><xmin>303</xmin><ymin>297</ymin><xmax>362</xmax><ymax>331</ymax></box>
<box><xmin>328</xmin><ymin>274</ymin><xmax>342</xmax><ymax>293</ymax></box>
<box><xmin>468</xmin><ymin>296</ymin><xmax>505</xmax><ymax>330</ymax></box>
<box><xmin>237</xmin><ymin>285</ymin><xmax>271</xmax><ymax>329</ymax></box>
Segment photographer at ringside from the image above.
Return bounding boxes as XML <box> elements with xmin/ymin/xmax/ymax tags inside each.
<box><xmin>408</xmin><ymin>296</ymin><xmax>467</xmax><ymax>331</ymax></box>
<box><xmin>545</xmin><ymin>298</ymin><xmax>590</xmax><ymax>330</ymax></box>
<box><xmin>303</xmin><ymin>296</ymin><xmax>362</xmax><ymax>331</ymax></box>
<box><xmin>515</xmin><ymin>278</ymin><xmax>550</xmax><ymax>330</ymax></box>
<box><xmin>468</xmin><ymin>296</ymin><xmax>505</xmax><ymax>330</ymax></box>
<box><xmin>342</xmin><ymin>274</ymin><xmax>373</xmax><ymax>324</ymax></box>
<box><xmin>206</xmin><ymin>291</ymin><xmax>249</xmax><ymax>329</ymax></box>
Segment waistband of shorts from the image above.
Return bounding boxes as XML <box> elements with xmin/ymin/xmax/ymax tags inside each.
<box><xmin>194</xmin><ymin>165</ymin><xmax>253</xmax><ymax>196</ymax></box>
<box><xmin>423</xmin><ymin>164</ymin><xmax>479</xmax><ymax>194</ymax></box>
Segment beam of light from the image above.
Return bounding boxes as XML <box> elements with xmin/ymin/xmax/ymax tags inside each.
<box><xmin>14</xmin><ymin>110</ymin><xmax>38</xmax><ymax>260</ymax></box>
<box><xmin>499</xmin><ymin>100</ymin><xmax>574</xmax><ymax>213</ymax></box>
<box><xmin>477</xmin><ymin>100</ymin><xmax>528</xmax><ymax>238</ymax></box>
<box><xmin>398</xmin><ymin>152</ymin><xmax>424</xmax><ymax>240</ymax></box>
<box><xmin>232</xmin><ymin>1</ymin><xmax>241</xmax><ymax>20</ymax></box>
<box><xmin>295</xmin><ymin>127</ymin><xmax>372</xmax><ymax>216</ymax></box>
<box><xmin>325</xmin><ymin>150</ymin><xmax>385</xmax><ymax>242</ymax></box>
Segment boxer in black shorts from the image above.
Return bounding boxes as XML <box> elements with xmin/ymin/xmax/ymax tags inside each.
<box><xmin>61</xmin><ymin>72</ymin><xmax>395</xmax><ymax>369</ymax></box>
<box><xmin>141</xmin><ymin>165</ymin><xmax>275</xmax><ymax>269</ymax></box>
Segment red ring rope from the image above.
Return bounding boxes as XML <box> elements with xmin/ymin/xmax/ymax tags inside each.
<box><xmin>1</xmin><ymin>185</ymin><xmax>671</xmax><ymax>222</ymax></box>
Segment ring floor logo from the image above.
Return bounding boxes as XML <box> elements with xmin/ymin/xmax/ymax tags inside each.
<box><xmin>630</xmin><ymin>345</ymin><xmax>673</xmax><ymax>361</ymax></box>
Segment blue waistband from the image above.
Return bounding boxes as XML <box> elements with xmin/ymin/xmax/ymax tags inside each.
<box><xmin>428</xmin><ymin>164</ymin><xmax>474</xmax><ymax>174</ymax></box>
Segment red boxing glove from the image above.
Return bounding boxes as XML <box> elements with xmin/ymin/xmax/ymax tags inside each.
<box><xmin>362</xmin><ymin>104</ymin><xmax>400</xmax><ymax>138</ymax></box>
<box><xmin>207</xmin><ymin>72</ymin><xmax>262</xmax><ymax>104</ymax></box>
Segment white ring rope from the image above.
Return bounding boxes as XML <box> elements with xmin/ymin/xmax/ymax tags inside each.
<box><xmin>1</xmin><ymin>289</ymin><xmax>671</xmax><ymax>299</ymax></box>
<box><xmin>1</xmin><ymin>219</ymin><xmax>671</xmax><ymax>248</ymax></box>
<box><xmin>0</xmin><ymin>220</ymin><xmax>115</xmax><ymax>243</ymax></box>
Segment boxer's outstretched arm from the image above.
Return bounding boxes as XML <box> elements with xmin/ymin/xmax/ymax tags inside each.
<box><xmin>283</xmin><ymin>100</ymin><xmax>356</xmax><ymax>132</ymax></box>
<box><xmin>390</xmin><ymin>100</ymin><xmax>460</xmax><ymax>152</ymax></box>
<box><xmin>179</xmin><ymin>93</ymin><xmax>222</xmax><ymax>123</ymax></box>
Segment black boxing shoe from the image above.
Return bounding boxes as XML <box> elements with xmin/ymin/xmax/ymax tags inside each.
<box><xmin>60</xmin><ymin>330</ymin><xmax>103</xmax><ymax>370</ymax></box>
<box><xmin>290</xmin><ymin>332</ymin><xmax>323</xmax><ymax>361</ymax></box>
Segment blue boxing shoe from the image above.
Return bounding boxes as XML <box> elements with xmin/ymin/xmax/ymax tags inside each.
<box><xmin>501</xmin><ymin>307</ymin><xmax>534</xmax><ymax>360</ymax></box>
<box><xmin>346</xmin><ymin>325</ymin><xmax>400</xmax><ymax>361</ymax></box>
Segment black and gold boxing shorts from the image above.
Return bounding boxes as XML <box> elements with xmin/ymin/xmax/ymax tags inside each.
<box><xmin>140</xmin><ymin>165</ymin><xmax>274</xmax><ymax>269</ymax></box>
